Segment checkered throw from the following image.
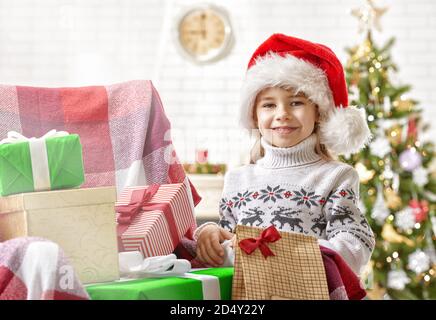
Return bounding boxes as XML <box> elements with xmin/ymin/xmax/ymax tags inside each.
<box><xmin>0</xmin><ymin>80</ymin><xmax>201</xmax><ymax>214</ymax></box>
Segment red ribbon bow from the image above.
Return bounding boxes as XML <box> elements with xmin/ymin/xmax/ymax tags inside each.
<box><xmin>116</xmin><ymin>184</ymin><xmax>160</xmax><ymax>224</ymax></box>
<box><xmin>239</xmin><ymin>225</ymin><xmax>281</xmax><ymax>259</ymax></box>
<box><xmin>115</xmin><ymin>184</ymin><xmax>181</xmax><ymax>252</ymax></box>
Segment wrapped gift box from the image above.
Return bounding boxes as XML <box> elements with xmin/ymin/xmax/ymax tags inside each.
<box><xmin>0</xmin><ymin>187</ymin><xmax>119</xmax><ymax>284</ymax></box>
<box><xmin>85</xmin><ymin>267</ymin><xmax>233</xmax><ymax>300</ymax></box>
<box><xmin>0</xmin><ymin>132</ymin><xmax>84</xmax><ymax>196</ymax></box>
<box><xmin>116</xmin><ymin>183</ymin><xmax>196</xmax><ymax>258</ymax></box>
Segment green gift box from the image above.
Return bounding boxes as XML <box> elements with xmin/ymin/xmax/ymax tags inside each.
<box><xmin>85</xmin><ymin>267</ymin><xmax>234</xmax><ymax>300</ymax></box>
<box><xmin>0</xmin><ymin>131</ymin><xmax>85</xmax><ymax>196</ymax></box>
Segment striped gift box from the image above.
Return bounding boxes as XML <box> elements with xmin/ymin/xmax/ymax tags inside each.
<box><xmin>116</xmin><ymin>183</ymin><xmax>195</xmax><ymax>258</ymax></box>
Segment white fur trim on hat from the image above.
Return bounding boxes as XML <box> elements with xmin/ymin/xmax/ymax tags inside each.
<box><xmin>240</xmin><ymin>52</ymin><xmax>335</xmax><ymax>129</ymax></box>
<box><xmin>240</xmin><ymin>52</ymin><xmax>371</xmax><ymax>155</ymax></box>
<box><xmin>319</xmin><ymin>106</ymin><xmax>372</xmax><ymax>156</ymax></box>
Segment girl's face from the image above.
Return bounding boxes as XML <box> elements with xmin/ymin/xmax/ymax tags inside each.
<box><xmin>254</xmin><ymin>87</ymin><xmax>318</xmax><ymax>148</ymax></box>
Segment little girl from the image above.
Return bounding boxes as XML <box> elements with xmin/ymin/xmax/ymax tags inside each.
<box><xmin>194</xmin><ymin>34</ymin><xmax>375</xmax><ymax>276</ymax></box>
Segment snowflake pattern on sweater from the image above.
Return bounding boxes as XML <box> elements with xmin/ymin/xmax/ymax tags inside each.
<box><xmin>218</xmin><ymin>184</ymin><xmax>372</xmax><ymax>250</ymax></box>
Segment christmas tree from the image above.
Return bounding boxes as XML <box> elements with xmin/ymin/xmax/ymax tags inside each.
<box><xmin>343</xmin><ymin>1</ymin><xmax>436</xmax><ymax>299</ymax></box>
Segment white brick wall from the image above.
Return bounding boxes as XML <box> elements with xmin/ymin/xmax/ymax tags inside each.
<box><xmin>0</xmin><ymin>0</ymin><xmax>435</xmax><ymax>169</ymax></box>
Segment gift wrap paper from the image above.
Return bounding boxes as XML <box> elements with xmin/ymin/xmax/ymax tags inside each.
<box><xmin>85</xmin><ymin>267</ymin><xmax>233</xmax><ymax>300</ymax></box>
<box><xmin>117</xmin><ymin>183</ymin><xmax>196</xmax><ymax>258</ymax></box>
<box><xmin>0</xmin><ymin>186</ymin><xmax>119</xmax><ymax>284</ymax></box>
<box><xmin>0</xmin><ymin>134</ymin><xmax>84</xmax><ymax>196</ymax></box>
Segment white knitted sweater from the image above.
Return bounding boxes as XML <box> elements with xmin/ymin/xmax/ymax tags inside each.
<box><xmin>194</xmin><ymin>134</ymin><xmax>375</xmax><ymax>275</ymax></box>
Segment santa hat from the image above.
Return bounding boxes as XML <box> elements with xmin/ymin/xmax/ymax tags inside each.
<box><xmin>240</xmin><ymin>33</ymin><xmax>371</xmax><ymax>155</ymax></box>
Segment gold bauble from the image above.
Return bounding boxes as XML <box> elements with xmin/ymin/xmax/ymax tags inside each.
<box><xmin>381</xmin><ymin>224</ymin><xmax>415</xmax><ymax>247</ymax></box>
<box><xmin>384</xmin><ymin>188</ymin><xmax>402</xmax><ymax>210</ymax></box>
<box><xmin>393</xmin><ymin>98</ymin><xmax>414</xmax><ymax>112</ymax></box>
<box><xmin>355</xmin><ymin>162</ymin><xmax>375</xmax><ymax>183</ymax></box>
<box><xmin>386</xmin><ymin>125</ymin><xmax>402</xmax><ymax>146</ymax></box>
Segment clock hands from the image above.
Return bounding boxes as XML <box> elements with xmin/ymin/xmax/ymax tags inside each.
<box><xmin>200</xmin><ymin>13</ymin><xmax>207</xmax><ymax>39</ymax></box>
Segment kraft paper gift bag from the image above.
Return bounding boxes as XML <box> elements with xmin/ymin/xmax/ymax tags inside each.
<box><xmin>232</xmin><ymin>225</ymin><xmax>329</xmax><ymax>300</ymax></box>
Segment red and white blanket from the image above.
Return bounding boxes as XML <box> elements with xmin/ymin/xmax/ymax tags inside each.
<box><xmin>0</xmin><ymin>80</ymin><xmax>201</xmax><ymax>299</ymax></box>
<box><xmin>0</xmin><ymin>237</ymin><xmax>89</xmax><ymax>300</ymax></box>
<box><xmin>0</xmin><ymin>80</ymin><xmax>201</xmax><ymax>208</ymax></box>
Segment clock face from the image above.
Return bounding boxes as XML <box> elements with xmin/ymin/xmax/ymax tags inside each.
<box><xmin>177</xmin><ymin>6</ymin><xmax>233</xmax><ymax>63</ymax></box>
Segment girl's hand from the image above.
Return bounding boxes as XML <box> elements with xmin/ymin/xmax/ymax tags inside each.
<box><xmin>196</xmin><ymin>225</ymin><xmax>233</xmax><ymax>267</ymax></box>
<box><xmin>230</xmin><ymin>235</ymin><xmax>237</xmax><ymax>248</ymax></box>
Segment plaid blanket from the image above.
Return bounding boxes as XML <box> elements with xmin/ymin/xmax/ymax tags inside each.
<box><xmin>0</xmin><ymin>80</ymin><xmax>202</xmax><ymax>298</ymax></box>
<box><xmin>0</xmin><ymin>80</ymin><xmax>201</xmax><ymax>208</ymax></box>
<box><xmin>0</xmin><ymin>237</ymin><xmax>89</xmax><ymax>300</ymax></box>
<box><xmin>320</xmin><ymin>246</ymin><xmax>367</xmax><ymax>300</ymax></box>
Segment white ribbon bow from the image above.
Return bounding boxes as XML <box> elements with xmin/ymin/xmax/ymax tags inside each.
<box><xmin>0</xmin><ymin>129</ymin><xmax>69</xmax><ymax>145</ymax></box>
<box><xmin>118</xmin><ymin>251</ymin><xmax>221</xmax><ymax>300</ymax></box>
<box><xmin>118</xmin><ymin>252</ymin><xmax>192</xmax><ymax>278</ymax></box>
<box><xmin>0</xmin><ymin>129</ymin><xmax>70</xmax><ymax>191</ymax></box>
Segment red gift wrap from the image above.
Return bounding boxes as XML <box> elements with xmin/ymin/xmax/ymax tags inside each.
<box><xmin>116</xmin><ymin>183</ymin><xmax>196</xmax><ymax>258</ymax></box>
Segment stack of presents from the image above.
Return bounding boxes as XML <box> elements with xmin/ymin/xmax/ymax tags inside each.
<box><xmin>0</xmin><ymin>80</ymin><xmax>366</xmax><ymax>300</ymax></box>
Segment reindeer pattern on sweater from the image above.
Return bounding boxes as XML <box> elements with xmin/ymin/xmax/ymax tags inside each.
<box><xmin>219</xmin><ymin>181</ymin><xmax>373</xmax><ymax>252</ymax></box>
<box><xmin>217</xmin><ymin>156</ymin><xmax>376</xmax><ymax>269</ymax></box>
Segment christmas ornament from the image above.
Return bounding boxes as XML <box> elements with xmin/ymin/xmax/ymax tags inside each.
<box><xmin>387</xmin><ymin>125</ymin><xmax>403</xmax><ymax>146</ymax></box>
<box><xmin>355</xmin><ymin>162</ymin><xmax>375</xmax><ymax>183</ymax></box>
<box><xmin>413</xmin><ymin>166</ymin><xmax>429</xmax><ymax>187</ymax></box>
<box><xmin>407</xmin><ymin>117</ymin><xmax>418</xmax><ymax>142</ymax></box>
<box><xmin>395</xmin><ymin>207</ymin><xmax>415</xmax><ymax>231</ymax></box>
<box><xmin>370</xmin><ymin>135</ymin><xmax>391</xmax><ymax>158</ymax></box>
<box><xmin>407</xmin><ymin>249</ymin><xmax>431</xmax><ymax>274</ymax></box>
<box><xmin>409</xmin><ymin>199</ymin><xmax>429</xmax><ymax>223</ymax></box>
<box><xmin>387</xmin><ymin>269</ymin><xmax>410</xmax><ymax>290</ymax></box>
<box><xmin>384</xmin><ymin>188</ymin><xmax>402</xmax><ymax>210</ymax></box>
<box><xmin>399</xmin><ymin>148</ymin><xmax>422</xmax><ymax>172</ymax></box>
<box><xmin>393</xmin><ymin>98</ymin><xmax>414</xmax><ymax>112</ymax></box>
<box><xmin>351</xmin><ymin>0</ymin><xmax>388</xmax><ymax>34</ymax></box>
<box><xmin>383</xmin><ymin>163</ymin><xmax>394</xmax><ymax>179</ymax></box>
<box><xmin>371</xmin><ymin>187</ymin><xmax>390</xmax><ymax>225</ymax></box>
<box><xmin>381</xmin><ymin>223</ymin><xmax>414</xmax><ymax>247</ymax></box>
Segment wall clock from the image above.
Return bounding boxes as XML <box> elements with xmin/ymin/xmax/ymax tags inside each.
<box><xmin>175</xmin><ymin>4</ymin><xmax>234</xmax><ymax>64</ymax></box>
